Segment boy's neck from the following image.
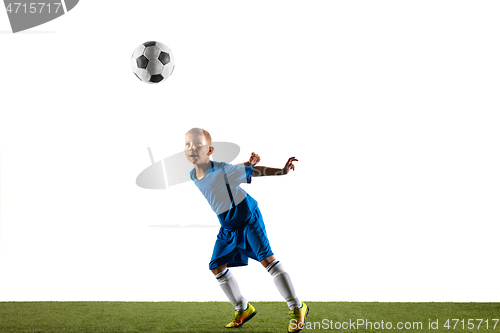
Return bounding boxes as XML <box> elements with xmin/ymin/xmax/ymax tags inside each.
<box><xmin>194</xmin><ymin>160</ymin><xmax>211</xmax><ymax>180</ymax></box>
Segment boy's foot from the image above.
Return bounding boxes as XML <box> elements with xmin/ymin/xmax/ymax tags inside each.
<box><xmin>288</xmin><ymin>302</ymin><xmax>309</xmax><ymax>333</ymax></box>
<box><xmin>225</xmin><ymin>303</ymin><xmax>257</xmax><ymax>328</ymax></box>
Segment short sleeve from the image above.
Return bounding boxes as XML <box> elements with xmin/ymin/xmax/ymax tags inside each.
<box><xmin>222</xmin><ymin>163</ymin><xmax>253</xmax><ymax>185</ymax></box>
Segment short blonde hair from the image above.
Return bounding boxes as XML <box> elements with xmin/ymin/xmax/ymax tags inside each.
<box><xmin>186</xmin><ymin>128</ymin><xmax>212</xmax><ymax>146</ymax></box>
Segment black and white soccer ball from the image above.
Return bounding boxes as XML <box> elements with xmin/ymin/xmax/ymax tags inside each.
<box><xmin>131</xmin><ymin>41</ymin><xmax>175</xmax><ymax>84</ymax></box>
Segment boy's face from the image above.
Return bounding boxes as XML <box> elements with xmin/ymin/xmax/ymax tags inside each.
<box><xmin>184</xmin><ymin>133</ymin><xmax>213</xmax><ymax>165</ymax></box>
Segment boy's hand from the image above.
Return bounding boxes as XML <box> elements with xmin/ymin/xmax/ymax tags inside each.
<box><xmin>282</xmin><ymin>157</ymin><xmax>298</xmax><ymax>175</ymax></box>
<box><xmin>245</xmin><ymin>152</ymin><xmax>261</xmax><ymax>166</ymax></box>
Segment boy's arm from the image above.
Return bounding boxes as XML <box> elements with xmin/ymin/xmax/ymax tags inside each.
<box><xmin>252</xmin><ymin>157</ymin><xmax>298</xmax><ymax>177</ymax></box>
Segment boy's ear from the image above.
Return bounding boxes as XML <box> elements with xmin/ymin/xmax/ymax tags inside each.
<box><xmin>208</xmin><ymin>146</ymin><xmax>215</xmax><ymax>155</ymax></box>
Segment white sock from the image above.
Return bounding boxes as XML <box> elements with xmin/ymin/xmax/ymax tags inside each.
<box><xmin>266</xmin><ymin>259</ymin><xmax>301</xmax><ymax>310</ymax></box>
<box><xmin>215</xmin><ymin>269</ymin><xmax>248</xmax><ymax>311</ymax></box>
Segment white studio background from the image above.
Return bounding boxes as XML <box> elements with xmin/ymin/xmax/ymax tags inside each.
<box><xmin>0</xmin><ymin>1</ymin><xmax>499</xmax><ymax>302</ymax></box>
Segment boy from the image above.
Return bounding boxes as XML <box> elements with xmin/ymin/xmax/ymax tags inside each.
<box><xmin>184</xmin><ymin>128</ymin><xmax>308</xmax><ymax>332</ymax></box>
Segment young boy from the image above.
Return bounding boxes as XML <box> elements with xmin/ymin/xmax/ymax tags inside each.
<box><xmin>184</xmin><ymin>128</ymin><xmax>308</xmax><ymax>332</ymax></box>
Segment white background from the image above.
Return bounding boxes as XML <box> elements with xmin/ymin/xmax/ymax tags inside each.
<box><xmin>1</xmin><ymin>1</ymin><xmax>499</xmax><ymax>302</ymax></box>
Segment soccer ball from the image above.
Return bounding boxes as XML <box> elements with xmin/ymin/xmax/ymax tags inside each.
<box><xmin>131</xmin><ymin>41</ymin><xmax>175</xmax><ymax>83</ymax></box>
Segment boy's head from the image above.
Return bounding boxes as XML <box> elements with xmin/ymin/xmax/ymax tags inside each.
<box><xmin>184</xmin><ymin>128</ymin><xmax>214</xmax><ymax>165</ymax></box>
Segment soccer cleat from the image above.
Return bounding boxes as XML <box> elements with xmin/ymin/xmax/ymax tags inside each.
<box><xmin>287</xmin><ymin>302</ymin><xmax>309</xmax><ymax>333</ymax></box>
<box><xmin>225</xmin><ymin>303</ymin><xmax>257</xmax><ymax>328</ymax></box>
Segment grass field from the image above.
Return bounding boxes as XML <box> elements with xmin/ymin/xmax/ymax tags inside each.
<box><xmin>1</xmin><ymin>302</ymin><xmax>499</xmax><ymax>333</ymax></box>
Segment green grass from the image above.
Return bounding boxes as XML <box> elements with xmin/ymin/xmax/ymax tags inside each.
<box><xmin>1</xmin><ymin>302</ymin><xmax>499</xmax><ymax>333</ymax></box>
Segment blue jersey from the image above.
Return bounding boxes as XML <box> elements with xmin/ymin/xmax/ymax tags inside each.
<box><xmin>190</xmin><ymin>161</ymin><xmax>258</xmax><ymax>229</ymax></box>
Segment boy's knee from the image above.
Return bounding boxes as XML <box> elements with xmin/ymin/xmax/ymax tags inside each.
<box><xmin>211</xmin><ymin>264</ymin><xmax>227</xmax><ymax>275</ymax></box>
<box><xmin>260</xmin><ymin>255</ymin><xmax>276</xmax><ymax>268</ymax></box>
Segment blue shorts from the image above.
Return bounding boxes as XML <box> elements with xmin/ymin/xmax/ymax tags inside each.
<box><xmin>209</xmin><ymin>207</ymin><xmax>274</xmax><ymax>270</ymax></box>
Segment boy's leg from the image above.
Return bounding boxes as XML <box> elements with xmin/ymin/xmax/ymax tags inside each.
<box><xmin>212</xmin><ymin>265</ymin><xmax>248</xmax><ymax>311</ymax></box>
<box><xmin>212</xmin><ymin>265</ymin><xmax>257</xmax><ymax>328</ymax></box>
<box><xmin>260</xmin><ymin>256</ymin><xmax>301</xmax><ymax>310</ymax></box>
<box><xmin>261</xmin><ymin>256</ymin><xmax>309</xmax><ymax>333</ymax></box>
